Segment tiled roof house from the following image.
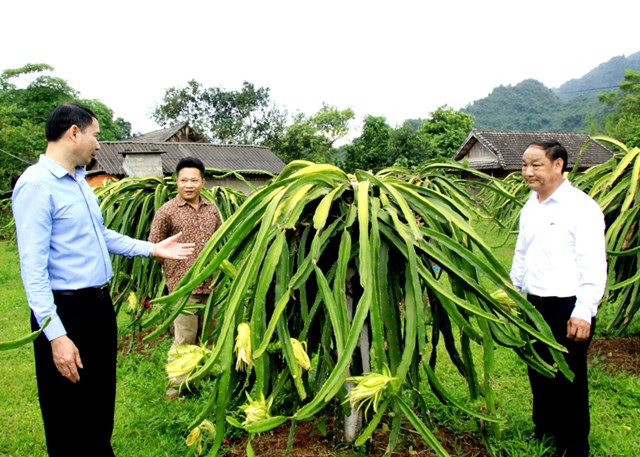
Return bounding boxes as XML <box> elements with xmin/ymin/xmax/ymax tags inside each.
<box><xmin>453</xmin><ymin>130</ymin><xmax>615</xmax><ymax>177</ymax></box>
<box><xmin>87</xmin><ymin>123</ymin><xmax>285</xmax><ymax>194</ymax></box>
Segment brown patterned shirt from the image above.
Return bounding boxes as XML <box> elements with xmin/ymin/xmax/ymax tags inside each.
<box><xmin>148</xmin><ymin>195</ymin><xmax>222</xmax><ymax>294</ymax></box>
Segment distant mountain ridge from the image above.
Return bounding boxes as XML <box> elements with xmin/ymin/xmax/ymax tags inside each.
<box><xmin>555</xmin><ymin>52</ymin><xmax>640</xmax><ymax>100</ymax></box>
<box><xmin>462</xmin><ymin>51</ymin><xmax>640</xmax><ymax>132</ymax></box>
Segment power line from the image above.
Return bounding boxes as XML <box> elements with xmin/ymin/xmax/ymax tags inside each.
<box><xmin>0</xmin><ymin>147</ymin><xmax>33</xmax><ymax>165</ymax></box>
<box><xmin>557</xmin><ymin>84</ymin><xmax>620</xmax><ymax>95</ymax></box>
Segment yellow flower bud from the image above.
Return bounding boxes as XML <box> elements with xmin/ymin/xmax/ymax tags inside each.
<box><xmin>126</xmin><ymin>291</ymin><xmax>138</xmax><ymax>313</ymax></box>
<box><xmin>491</xmin><ymin>289</ymin><xmax>517</xmax><ymax>308</ymax></box>
<box><xmin>239</xmin><ymin>392</ymin><xmax>272</xmax><ymax>426</ymax></box>
<box><xmin>290</xmin><ymin>338</ymin><xmax>311</xmax><ymax>371</ymax></box>
<box><xmin>185</xmin><ymin>425</ymin><xmax>203</xmax><ymax>454</ymax></box>
<box><xmin>235</xmin><ymin>323</ymin><xmax>253</xmax><ymax>371</ymax></box>
<box><xmin>346</xmin><ymin>366</ymin><xmax>397</xmax><ymax>414</ymax></box>
<box><xmin>166</xmin><ymin>344</ymin><xmax>210</xmax><ymax>387</ymax></box>
<box><xmin>185</xmin><ymin>419</ymin><xmax>216</xmax><ymax>456</ymax></box>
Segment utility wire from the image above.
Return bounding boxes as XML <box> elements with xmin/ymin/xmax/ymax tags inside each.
<box><xmin>557</xmin><ymin>84</ymin><xmax>621</xmax><ymax>95</ymax></box>
<box><xmin>0</xmin><ymin>147</ymin><xmax>33</xmax><ymax>165</ymax></box>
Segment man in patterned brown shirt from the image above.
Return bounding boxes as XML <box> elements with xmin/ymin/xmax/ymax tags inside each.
<box><xmin>148</xmin><ymin>156</ymin><xmax>222</xmax><ymax>398</ymax></box>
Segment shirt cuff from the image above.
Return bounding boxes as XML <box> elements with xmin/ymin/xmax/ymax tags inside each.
<box><xmin>42</xmin><ymin>315</ymin><xmax>66</xmax><ymax>341</ymax></box>
<box><xmin>570</xmin><ymin>303</ymin><xmax>593</xmax><ymax>324</ymax></box>
<box><xmin>142</xmin><ymin>241</ymin><xmax>154</xmax><ymax>257</ymax></box>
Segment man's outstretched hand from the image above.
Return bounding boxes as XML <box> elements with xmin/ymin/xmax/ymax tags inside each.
<box><xmin>151</xmin><ymin>232</ymin><xmax>195</xmax><ymax>260</ymax></box>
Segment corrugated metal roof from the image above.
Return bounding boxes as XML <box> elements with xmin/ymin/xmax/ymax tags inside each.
<box><xmin>89</xmin><ymin>142</ymin><xmax>286</xmax><ymax>176</ymax></box>
<box><xmin>453</xmin><ymin>130</ymin><xmax>614</xmax><ymax>171</ymax></box>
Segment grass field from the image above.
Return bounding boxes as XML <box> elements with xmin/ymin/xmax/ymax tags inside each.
<box><xmin>1</xmin><ymin>229</ymin><xmax>639</xmax><ymax>456</ymax></box>
<box><xmin>0</xmin><ymin>241</ymin><xmax>202</xmax><ymax>456</ymax></box>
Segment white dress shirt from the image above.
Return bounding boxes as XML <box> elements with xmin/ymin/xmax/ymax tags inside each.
<box><xmin>510</xmin><ymin>179</ymin><xmax>607</xmax><ymax>323</ymax></box>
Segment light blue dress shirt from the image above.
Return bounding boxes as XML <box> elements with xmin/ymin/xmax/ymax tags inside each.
<box><xmin>12</xmin><ymin>155</ymin><xmax>153</xmax><ymax>341</ymax></box>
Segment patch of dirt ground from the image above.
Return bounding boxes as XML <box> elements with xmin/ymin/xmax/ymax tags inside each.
<box><xmin>222</xmin><ymin>336</ymin><xmax>640</xmax><ymax>457</ymax></box>
<box><xmin>120</xmin><ymin>330</ymin><xmax>639</xmax><ymax>456</ymax></box>
<box><xmin>588</xmin><ymin>335</ymin><xmax>640</xmax><ymax>375</ymax></box>
<box><xmin>223</xmin><ymin>416</ymin><xmax>488</xmax><ymax>457</ymax></box>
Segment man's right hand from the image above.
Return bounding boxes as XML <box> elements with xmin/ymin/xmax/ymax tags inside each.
<box><xmin>567</xmin><ymin>317</ymin><xmax>591</xmax><ymax>342</ymax></box>
<box><xmin>151</xmin><ymin>232</ymin><xmax>195</xmax><ymax>260</ymax></box>
<box><xmin>50</xmin><ymin>335</ymin><xmax>83</xmax><ymax>383</ymax></box>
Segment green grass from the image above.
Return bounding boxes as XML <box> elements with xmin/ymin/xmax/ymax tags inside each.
<box><xmin>2</xmin><ymin>223</ymin><xmax>640</xmax><ymax>456</ymax></box>
<box><xmin>418</xmin><ymin>217</ymin><xmax>640</xmax><ymax>456</ymax></box>
<box><xmin>421</xmin><ymin>333</ymin><xmax>640</xmax><ymax>456</ymax></box>
<box><xmin>0</xmin><ymin>241</ymin><xmax>47</xmax><ymax>456</ymax></box>
<box><xmin>0</xmin><ymin>241</ymin><xmax>204</xmax><ymax>457</ymax></box>
<box><xmin>112</xmin><ymin>337</ymin><xmax>208</xmax><ymax>457</ymax></box>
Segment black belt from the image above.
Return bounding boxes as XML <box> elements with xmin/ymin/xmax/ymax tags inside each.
<box><xmin>54</xmin><ymin>283</ymin><xmax>110</xmax><ymax>298</ymax></box>
<box><xmin>527</xmin><ymin>294</ymin><xmax>576</xmax><ymax>307</ymax></box>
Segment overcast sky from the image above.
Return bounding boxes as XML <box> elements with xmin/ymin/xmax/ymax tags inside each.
<box><xmin>2</xmin><ymin>0</ymin><xmax>638</xmax><ymax>136</ymax></box>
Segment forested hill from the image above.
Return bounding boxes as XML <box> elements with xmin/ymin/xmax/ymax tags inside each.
<box><xmin>556</xmin><ymin>51</ymin><xmax>640</xmax><ymax>99</ymax></box>
<box><xmin>462</xmin><ymin>51</ymin><xmax>640</xmax><ymax>132</ymax></box>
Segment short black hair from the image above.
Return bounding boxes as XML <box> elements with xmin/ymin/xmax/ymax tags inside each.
<box><xmin>45</xmin><ymin>102</ymin><xmax>97</xmax><ymax>142</ymax></box>
<box><xmin>528</xmin><ymin>140</ymin><xmax>568</xmax><ymax>173</ymax></box>
<box><xmin>176</xmin><ymin>156</ymin><xmax>205</xmax><ymax>178</ymax></box>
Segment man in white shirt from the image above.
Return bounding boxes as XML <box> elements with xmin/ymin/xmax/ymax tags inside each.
<box><xmin>510</xmin><ymin>140</ymin><xmax>607</xmax><ymax>457</ymax></box>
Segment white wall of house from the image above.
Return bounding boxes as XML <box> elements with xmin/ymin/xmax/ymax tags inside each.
<box><xmin>467</xmin><ymin>143</ymin><xmax>495</xmax><ymax>160</ymax></box>
<box><xmin>122</xmin><ymin>152</ymin><xmax>164</xmax><ymax>177</ymax></box>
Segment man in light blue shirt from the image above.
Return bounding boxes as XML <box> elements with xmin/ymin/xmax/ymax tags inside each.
<box><xmin>12</xmin><ymin>102</ymin><xmax>195</xmax><ymax>456</ymax></box>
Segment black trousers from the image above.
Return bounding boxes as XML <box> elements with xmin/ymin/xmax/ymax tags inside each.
<box><xmin>527</xmin><ymin>294</ymin><xmax>593</xmax><ymax>457</ymax></box>
<box><xmin>32</xmin><ymin>285</ymin><xmax>117</xmax><ymax>457</ymax></box>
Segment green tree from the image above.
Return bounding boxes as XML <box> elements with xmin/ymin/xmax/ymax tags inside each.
<box><xmin>269</xmin><ymin>103</ymin><xmax>355</xmax><ymax>163</ymax></box>
<box><xmin>600</xmin><ymin>69</ymin><xmax>640</xmax><ymax>148</ymax></box>
<box><xmin>342</xmin><ymin>115</ymin><xmax>393</xmax><ymax>172</ymax></box>
<box><xmin>0</xmin><ymin>64</ymin><xmax>78</xmax><ymax>121</ymax></box>
<box><xmin>388</xmin><ymin>121</ymin><xmax>428</xmax><ymax>167</ymax></box>
<box><xmin>0</xmin><ymin>64</ymin><xmax>67</xmax><ymax>192</ymax></box>
<box><xmin>0</xmin><ymin>63</ymin><xmax>131</xmax><ymax>191</ymax></box>
<box><xmin>418</xmin><ymin>105</ymin><xmax>474</xmax><ymax>160</ymax></box>
<box><xmin>0</xmin><ymin>104</ymin><xmax>41</xmax><ymax>192</ymax></box>
<box><xmin>151</xmin><ymin>80</ymin><xmax>286</xmax><ymax>145</ymax></box>
<box><xmin>0</xmin><ymin>64</ymin><xmax>130</xmax><ymax>141</ymax></box>
<box><xmin>84</xmin><ymin>100</ymin><xmax>132</xmax><ymax>141</ymax></box>
<box><xmin>0</xmin><ymin>63</ymin><xmax>131</xmax><ymax>237</ymax></box>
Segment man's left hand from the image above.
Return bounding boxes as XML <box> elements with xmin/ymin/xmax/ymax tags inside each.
<box><xmin>152</xmin><ymin>232</ymin><xmax>195</xmax><ymax>260</ymax></box>
<box><xmin>567</xmin><ymin>317</ymin><xmax>591</xmax><ymax>342</ymax></box>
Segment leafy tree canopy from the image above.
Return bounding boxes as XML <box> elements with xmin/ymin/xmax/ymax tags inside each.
<box><xmin>0</xmin><ymin>63</ymin><xmax>131</xmax><ymax>192</ymax></box>
<box><xmin>269</xmin><ymin>103</ymin><xmax>355</xmax><ymax>163</ymax></box>
<box><xmin>418</xmin><ymin>105</ymin><xmax>474</xmax><ymax>160</ymax></box>
<box><xmin>151</xmin><ymin>80</ymin><xmax>286</xmax><ymax>145</ymax></box>
<box><xmin>387</xmin><ymin>121</ymin><xmax>429</xmax><ymax>167</ymax></box>
<box><xmin>342</xmin><ymin>115</ymin><xmax>393</xmax><ymax>172</ymax></box>
<box><xmin>600</xmin><ymin>69</ymin><xmax>640</xmax><ymax>148</ymax></box>
<box><xmin>342</xmin><ymin>106</ymin><xmax>474</xmax><ymax>172</ymax></box>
